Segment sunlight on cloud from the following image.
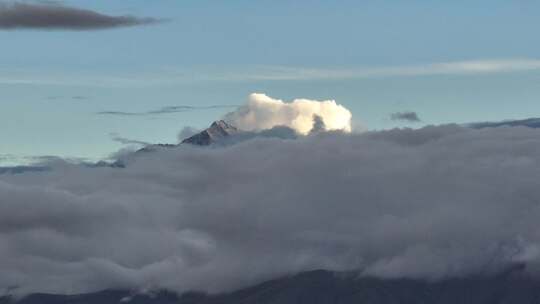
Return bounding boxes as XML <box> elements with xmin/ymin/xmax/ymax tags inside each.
<box><xmin>224</xmin><ymin>93</ymin><xmax>352</xmax><ymax>135</ymax></box>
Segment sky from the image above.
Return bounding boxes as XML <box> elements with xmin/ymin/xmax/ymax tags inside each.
<box><xmin>5</xmin><ymin>1</ymin><xmax>540</xmax><ymax>296</ymax></box>
<box><xmin>3</xmin><ymin>0</ymin><xmax>540</xmax><ymax>163</ymax></box>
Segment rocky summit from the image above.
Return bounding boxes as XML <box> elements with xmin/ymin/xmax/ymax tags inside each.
<box><xmin>181</xmin><ymin>120</ymin><xmax>238</xmax><ymax>146</ymax></box>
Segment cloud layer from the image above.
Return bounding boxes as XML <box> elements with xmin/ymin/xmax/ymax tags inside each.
<box><xmin>0</xmin><ymin>2</ymin><xmax>159</xmax><ymax>30</ymax></box>
<box><xmin>2</xmin><ymin>124</ymin><xmax>540</xmax><ymax>295</ymax></box>
<box><xmin>224</xmin><ymin>93</ymin><xmax>352</xmax><ymax>135</ymax></box>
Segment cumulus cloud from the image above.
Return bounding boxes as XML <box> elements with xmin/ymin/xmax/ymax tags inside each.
<box><xmin>0</xmin><ymin>2</ymin><xmax>159</xmax><ymax>30</ymax></box>
<box><xmin>390</xmin><ymin>111</ymin><xmax>421</xmax><ymax>123</ymax></box>
<box><xmin>2</xmin><ymin>125</ymin><xmax>540</xmax><ymax>295</ymax></box>
<box><xmin>224</xmin><ymin>93</ymin><xmax>352</xmax><ymax>135</ymax></box>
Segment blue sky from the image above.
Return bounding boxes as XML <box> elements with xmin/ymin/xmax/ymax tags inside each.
<box><xmin>2</xmin><ymin>0</ymin><xmax>540</xmax><ymax>164</ymax></box>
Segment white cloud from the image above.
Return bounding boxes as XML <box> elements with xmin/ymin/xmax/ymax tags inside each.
<box><xmin>224</xmin><ymin>93</ymin><xmax>352</xmax><ymax>135</ymax></box>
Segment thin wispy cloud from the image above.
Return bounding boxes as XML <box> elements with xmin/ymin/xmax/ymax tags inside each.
<box><xmin>46</xmin><ymin>95</ymin><xmax>89</xmax><ymax>100</ymax></box>
<box><xmin>109</xmin><ymin>133</ymin><xmax>150</xmax><ymax>146</ymax></box>
<box><xmin>0</xmin><ymin>154</ymin><xmax>17</xmax><ymax>163</ymax></box>
<box><xmin>0</xmin><ymin>154</ymin><xmax>39</xmax><ymax>165</ymax></box>
<box><xmin>247</xmin><ymin>59</ymin><xmax>540</xmax><ymax>81</ymax></box>
<box><xmin>3</xmin><ymin>59</ymin><xmax>540</xmax><ymax>87</ymax></box>
<box><xmin>97</xmin><ymin>105</ymin><xmax>238</xmax><ymax>116</ymax></box>
<box><xmin>0</xmin><ymin>1</ymin><xmax>160</xmax><ymax>30</ymax></box>
<box><xmin>0</xmin><ymin>154</ymin><xmax>69</xmax><ymax>167</ymax></box>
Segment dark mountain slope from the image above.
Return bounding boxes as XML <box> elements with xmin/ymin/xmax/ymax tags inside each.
<box><xmin>181</xmin><ymin>120</ymin><xmax>237</xmax><ymax>146</ymax></box>
<box><xmin>4</xmin><ymin>267</ymin><xmax>540</xmax><ymax>304</ymax></box>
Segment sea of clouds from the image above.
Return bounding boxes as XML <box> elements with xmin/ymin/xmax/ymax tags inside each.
<box><xmin>1</xmin><ymin>94</ymin><xmax>540</xmax><ymax>296</ymax></box>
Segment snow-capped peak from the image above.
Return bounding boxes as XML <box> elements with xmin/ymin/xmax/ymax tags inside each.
<box><xmin>181</xmin><ymin>120</ymin><xmax>238</xmax><ymax>146</ymax></box>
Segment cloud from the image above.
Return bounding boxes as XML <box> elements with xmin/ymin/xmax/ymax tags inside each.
<box><xmin>5</xmin><ymin>58</ymin><xmax>540</xmax><ymax>88</ymax></box>
<box><xmin>390</xmin><ymin>111</ymin><xmax>421</xmax><ymax>123</ymax></box>
<box><xmin>224</xmin><ymin>93</ymin><xmax>352</xmax><ymax>135</ymax></box>
<box><xmin>0</xmin><ymin>2</ymin><xmax>160</xmax><ymax>30</ymax></box>
<box><xmin>247</xmin><ymin>59</ymin><xmax>540</xmax><ymax>80</ymax></box>
<box><xmin>310</xmin><ymin>114</ymin><xmax>326</xmax><ymax>133</ymax></box>
<box><xmin>0</xmin><ymin>154</ymin><xmax>16</xmax><ymax>162</ymax></box>
<box><xmin>109</xmin><ymin>133</ymin><xmax>150</xmax><ymax>146</ymax></box>
<box><xmin>97</xmin><ymin>105</ymin><xmax>237</xmax><ymax>117</ymax></box>
<box><xmin>177</xmin><ymin>127</ymin><xmax>200</xmax><ymax>143</ymax></box>
<box><xmin>2</xmin><ymin>125</ymin><xmax>540</xmax><ymax>295</ymax></box>
<box><xmin>468</xmin><ymin>117</ymin><xmax>540</xmax><ymax>129</ymax></box>
<box><xmin>0</xmin><ymin>154</ymin><xmax>55</xmax><ymax>167</ymax></box>
<box><xmin>46</xmin><ymin>95</ymin><xmax>89</xmax><ymax>101</ymax></box>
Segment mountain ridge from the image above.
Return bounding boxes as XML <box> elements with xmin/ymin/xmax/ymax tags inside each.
<box><xmin>3</xmin><ymin>267</ymin><xmax>540</xmax><ymax>304</ymax></box>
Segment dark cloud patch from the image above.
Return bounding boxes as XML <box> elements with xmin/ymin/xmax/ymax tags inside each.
<box><xmin>97</xmin><ymin>105</ymin><xmax>238</xmax><ymax>116</ymax></box>
<box><xmin>310</xmin><ymin>114</ymin><xmax>326</xmax><ymax>134</ymax></box>
<box><xmin>0</xmin><ymin>2</ymin><xmax>160</xmax><ymax>30</ymax></box>
<box><xmin>390</xmin><ymin>111</ymin><xmax>421</xmax><ymax>122</ymax></box>
<box><xmin>468</xmin><ymin>117</ymin><xmax>540</xmax><ymax>129</ymax></box>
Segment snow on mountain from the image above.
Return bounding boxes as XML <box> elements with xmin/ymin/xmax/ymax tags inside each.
<box><xmin>181</xmin><ymin>120</ymin><xmax>238</xmax><ymax>146</ymax></box>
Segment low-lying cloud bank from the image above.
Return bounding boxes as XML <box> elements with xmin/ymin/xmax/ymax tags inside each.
<box><xmin>2</xmin><ymin>124</ymin><xmax>540</xmax><ymax>295</ymax></box>
<box><xmin>0</xmin><ymin>2</ymin><xmax>159</xmax><ymax>30</ymax></box>
<box><xmin>224</xmin><ymin>93</ymin><xmax>352</xmax><ymax>135</ymax></box>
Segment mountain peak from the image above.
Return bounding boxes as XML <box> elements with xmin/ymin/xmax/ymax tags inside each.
<box><xmin>208</xmin><ymin>120</ymin><xmax>237</xmax><ymax>135</ymax></box>
<box><xmin>181</xmin><ymin>120</ymin><xmax>238</xmax><ymax>146</ymax></box>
